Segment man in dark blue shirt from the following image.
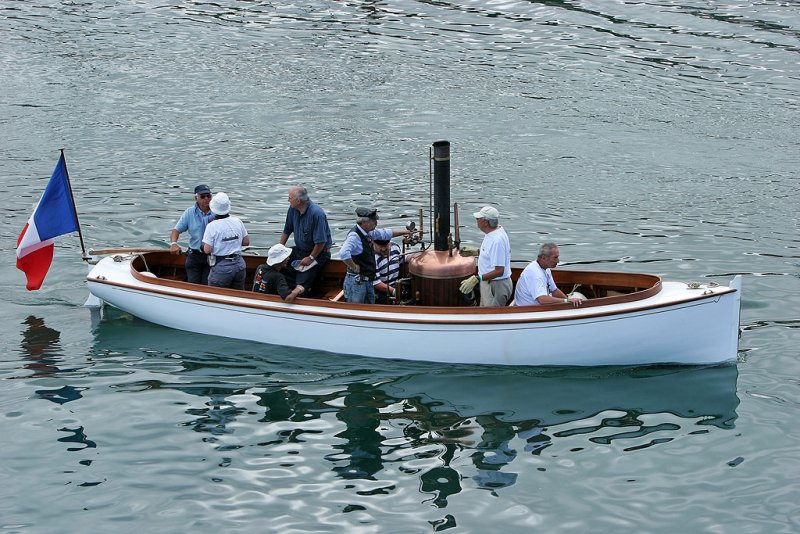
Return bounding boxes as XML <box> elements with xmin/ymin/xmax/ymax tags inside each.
<box><xmin>279</xmin><ymin>185</ymin><xmax>333</xmax><ymax>296</ymax></box>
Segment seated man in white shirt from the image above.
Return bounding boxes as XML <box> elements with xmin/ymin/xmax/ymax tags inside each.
<box><xmin>514</xmin><ymin>243</ymin><xmax>583</xmax><ymax>307</ymax></box>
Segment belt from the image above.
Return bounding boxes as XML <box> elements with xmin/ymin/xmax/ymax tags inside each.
<box><xmin>216</xmin><ymin>253</ymin><xmax>241</xmax><ymax>260</ymax></box>
<box><xmin>189</xmin><ymin>248</ymin><xmax>206</xmax><ymax>255</ymax></box>
<box><xmin>346</xmin><ymin>272</ymin><xmax>374</xmax><ymax>282</ymax></box>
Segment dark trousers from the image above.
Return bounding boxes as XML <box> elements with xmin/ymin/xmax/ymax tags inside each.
<box><xmin>185</xmin><ymin>249</ymin><xmax>211</xmax><ymax>285</ymax></box>
<box><xmin>208</xmin><ymin>256</ymin><xmax>246</xmax><ymax>290</ymax></box>
<box><xmin>283</xmin><ymin>248</ymin><xmax>330</xmax><ymax>297</ymax></box>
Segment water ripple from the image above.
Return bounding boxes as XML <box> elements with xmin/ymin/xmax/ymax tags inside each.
<box><xmin>2</xmin><ymin>0</ymin><xmax>799</xmax><ymax>531</ymax></box>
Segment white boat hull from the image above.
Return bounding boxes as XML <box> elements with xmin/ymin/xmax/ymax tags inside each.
<box><xmin>86</xmin><ymin>254</ymin><xmax>741</xmax><ymax>367</ymax></box>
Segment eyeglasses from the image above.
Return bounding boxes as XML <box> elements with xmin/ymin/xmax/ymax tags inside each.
<box><xmin>198</xmin><ymin>193</ymin><xmax>212</xmax><ymax>199</ymax></box>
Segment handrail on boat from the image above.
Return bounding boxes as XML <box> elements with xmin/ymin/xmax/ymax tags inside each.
<box><xmin>89</xmin><ymin>247</ymin><xmax>167</xmax><ymax>256</ymax></box>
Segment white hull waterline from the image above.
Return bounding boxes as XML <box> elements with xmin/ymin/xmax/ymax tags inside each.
<box><xmin>86</xmin><ymin>251</ymin><xmax>742</xmax><ymax>367</ymax></box>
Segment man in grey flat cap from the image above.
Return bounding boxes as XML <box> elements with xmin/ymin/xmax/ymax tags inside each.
<box><xmin>339</xmin><ymin>207</ymin><xmax>410</xmax><ymax>304</ymax></box>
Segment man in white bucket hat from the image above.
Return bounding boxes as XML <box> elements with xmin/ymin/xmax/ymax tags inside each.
<box><xmin>202</xmin><ymin>192</ymin><xmax>250</xmax><ymax>289</ymax></box>
<box><xmin>252</xmin><ymin>244</ymin><xmax>305</xmax><ymax>302</ymax></box>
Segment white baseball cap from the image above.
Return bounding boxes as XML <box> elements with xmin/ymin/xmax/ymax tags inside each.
<box><xmin>210</xmin><ymin>192</ymin><xmax>231</xmax><ymax>215</ymax></box>
<box><xmin>266</xmin><ymin>243</ymin><xmax>292</xmax><ymax>266</ymax></box>
<box><xmin>473</xmin><ymin>206</ymin><xmax>499</xmax><ymax>220</ymax></box>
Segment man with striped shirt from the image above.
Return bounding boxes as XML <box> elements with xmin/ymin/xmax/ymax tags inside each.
<box><xmin>372</xmin><ymin>238</ymin><xmax>403</xmax><ymax>304</ymax></box>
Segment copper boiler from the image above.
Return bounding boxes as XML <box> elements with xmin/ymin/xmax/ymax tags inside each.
<box><xmin>407</xmin><ymin>140</ymin><xmax>477</xmax><ymax>306</ymax></box>
<box><xmin>408</xmin><ymin>249</ymin><xmax>476</xmax><ymax>306</ymax></box>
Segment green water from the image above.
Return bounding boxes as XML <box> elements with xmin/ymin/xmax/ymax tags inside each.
<box><xmin>1</xmin><ymin>1</ymin><xmax>798</xmax><ymax>532</ymax></box>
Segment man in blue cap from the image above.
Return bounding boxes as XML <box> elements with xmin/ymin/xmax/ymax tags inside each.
<box><xmin>372</xmin><ymin>237</ymin><xmax>404</xmax><ymax>304</ymax></box>
<box><xmin>169</xmin><ymin>184</ymin><xmax>215</xmax><ymax>284</ymax></box>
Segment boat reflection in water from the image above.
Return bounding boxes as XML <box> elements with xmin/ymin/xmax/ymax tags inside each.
<box><xmin>18</xmin><ymin>317</ymin><xmax>96</xmax><ymax>458</ymax></box>
<box><xmin>90</xmin><ymin>311</ymin><xmax>740</xmax><ymax>498</ymax></box>
<box><xmin>381</xmin><ymin>364</ymin><xmax>739</xmax><ymax>496</ymax></box>
<box><xmin>20</xmin><ymin>316</ymin><xmax>85</xmax><ymax>405</ymax></box>
<box><xmin>20</xmin><ymin>315</ymin><xmax>65</xmax><ymax>379</ymax></box>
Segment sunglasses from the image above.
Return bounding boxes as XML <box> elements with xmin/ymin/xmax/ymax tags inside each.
<box><xmin>198</xmin><ymin>193</ymin><xmax>212</xmax><ymax>199</ymax></box>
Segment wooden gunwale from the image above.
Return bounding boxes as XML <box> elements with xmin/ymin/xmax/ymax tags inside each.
<box><xmin>85</xmin><ymin>252</ymin><xmax>735</xmax><ymax>326</ymax></box>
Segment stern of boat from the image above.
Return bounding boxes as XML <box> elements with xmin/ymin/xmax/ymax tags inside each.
<box><xmin>730</xmin><ymin>274</ymin><xmax>743</xmax><ymax>352</ymax></box>
<box><xmin>84</xmin><ymin>254</ymin><xmax>108</xmax><ymax>308</ymax></box>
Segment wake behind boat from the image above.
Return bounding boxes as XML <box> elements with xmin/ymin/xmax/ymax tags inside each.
<box><xmin>85</xmin><ymin>141</ymin><xmax>742</xmax><ymax>366</ymax></box>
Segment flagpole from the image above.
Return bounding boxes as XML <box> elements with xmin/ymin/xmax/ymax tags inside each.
<box><xmin>60</xmin><ymin>149</ymin><xmax>90</xmax><ymax>261</ymax></box>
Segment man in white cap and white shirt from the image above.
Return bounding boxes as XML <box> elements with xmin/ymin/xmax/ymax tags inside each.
<box><xmin>460</xmin><ymin>206</ymin><xmax>512</xmax><ymax>307</ymax></box>
<box><xmin>202</xmin><ymin>192</ymin><xmax>250</xmax><ymax>289</ymax></box>
<box><xmin>252</xmin><ymin>244</ymin><xmax>305</xmax><ymax>303</ymax></box>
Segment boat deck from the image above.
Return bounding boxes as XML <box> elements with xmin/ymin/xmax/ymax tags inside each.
<box><xmin>118</xmin><ymin>250</ymin><xmax>676</xmax><ymax>313</ymax></box>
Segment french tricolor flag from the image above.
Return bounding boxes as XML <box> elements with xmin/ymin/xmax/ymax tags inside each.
<box><xmin>16</xmin><ymin>153</ymin><xmax>80</xmax><ymax>290</ymax></box>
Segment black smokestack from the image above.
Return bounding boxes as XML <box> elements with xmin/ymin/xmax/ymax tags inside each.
<box><xmin>432</xmin><ymin>140</ymin><xmax>450</xmax><ymax>251</ymax></box>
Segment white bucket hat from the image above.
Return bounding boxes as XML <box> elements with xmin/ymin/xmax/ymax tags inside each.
<box><xmin>266</xmin><ymin>243</ymin><xmax>292</xmax><ymax>266</ymax></box>
<box><xmin>473</xmin><ymin>205</ymin><xmax>499</xmax><ymax>220</ymax></box>
<box><xmin>210</xmin><ymin>192</ymin><xmax>231</xmax><ymax>215</ymax></box>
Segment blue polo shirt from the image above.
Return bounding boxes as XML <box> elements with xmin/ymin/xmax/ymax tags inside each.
<box><xmin>174</xmin><ymin>204</ymin><xmax>214</xmax><ymax>250</ymax></box>
<box><xmin>283</xmin><ymin>200</ymin><xmax>333</xmax><ymax>253</ymax></box>
<box><xmin>339</xmin><ymin>227</ymin><xmax>393</xmax><ymax>260</ymax></box>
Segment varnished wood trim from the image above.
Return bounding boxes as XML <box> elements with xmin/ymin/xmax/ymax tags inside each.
<box><xmin>89</xmin><ymin>275</ymin><xmax>734</xmax><ymax>326</ymax></box>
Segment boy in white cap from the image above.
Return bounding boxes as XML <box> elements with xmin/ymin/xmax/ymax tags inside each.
<box><xmin>202</xmin><ymin>192</ymin><xmax>250</xmax><ymax>289</ymax></box>
<box><xmin>460</xmin><ymin>206</ymin><xmax>512</xmax><ymax>306</ymax></box>
<box><xmin>252</xmin><ymin>244</ymin><xmax>305</xmax><ymax>303</ymax></box>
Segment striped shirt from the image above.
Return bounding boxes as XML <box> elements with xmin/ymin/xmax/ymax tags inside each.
<box><xmin>373</xmin><ymin>242</ymin><xmax>403</xmax><ymax>287</ymax></box>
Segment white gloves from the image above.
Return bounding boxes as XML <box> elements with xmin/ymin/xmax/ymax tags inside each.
<box><xmin>459</xmin><ymin>275</ymin><xmax>480</xmax><ymax>294</ymax></box>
